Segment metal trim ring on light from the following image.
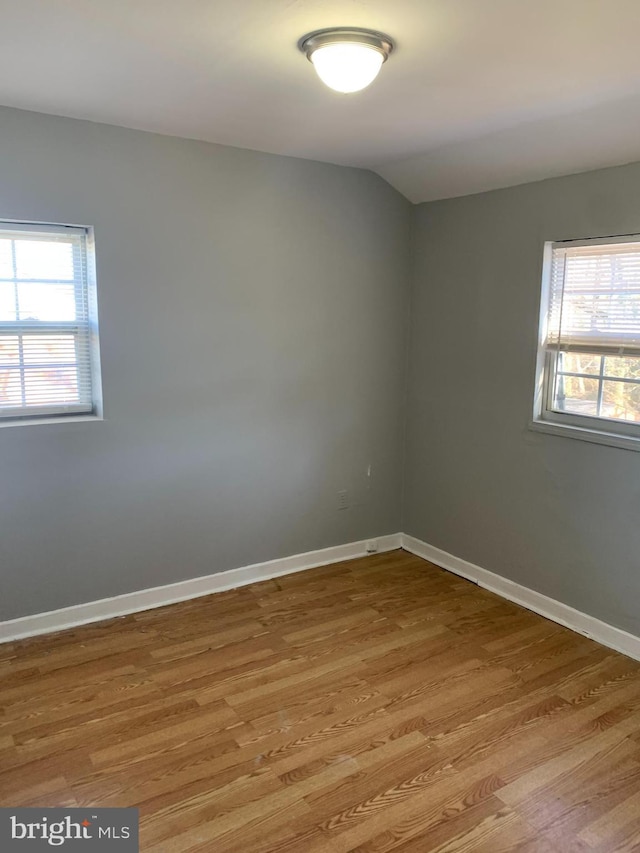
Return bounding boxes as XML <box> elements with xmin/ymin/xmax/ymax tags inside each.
<box><xmin>298</xmin><ymin>28</ymin><xmax>394</xmax><ymax>64</ymax></box>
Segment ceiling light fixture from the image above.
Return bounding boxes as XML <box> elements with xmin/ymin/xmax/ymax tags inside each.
<box><xmin>299</xmin><ymin>28</ymin><xmax>394</xmax><ymax>94</ymax></box>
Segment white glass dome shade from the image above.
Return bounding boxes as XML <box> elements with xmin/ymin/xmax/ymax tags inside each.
<box><xmin>300</xmin><ymin>29</ymin><xmax>394</xmax><ymax>94</ymax></box>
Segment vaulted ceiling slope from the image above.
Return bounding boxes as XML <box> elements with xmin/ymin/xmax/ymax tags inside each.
<box><xmin>2</xmin><ymin>0</ymin><xmax>640</xmax><ymax>203</ymax></box>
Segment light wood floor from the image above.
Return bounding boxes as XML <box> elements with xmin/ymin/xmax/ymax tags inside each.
<box><xmin>2</xmin><ymin>550</ymin><xmax>640</xmax><ymax>852</ymax></box>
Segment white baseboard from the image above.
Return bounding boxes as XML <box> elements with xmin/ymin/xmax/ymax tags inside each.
<box><xmin>0</xmin><ymin>533</ymin><xmax>402</xmax><ymax>643</ymax></box>
<box><xmin>4</xmin><ymin>530</ymin><xmax>639</xmax><ymax>663</ymax></box>
<box><xmin>401</xmin><ymin>533</ymin><xmax>640</xmax><ymax>663</ymax></box>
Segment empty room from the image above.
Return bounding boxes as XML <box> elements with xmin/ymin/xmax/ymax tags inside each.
<box><xmin>2</xmin><ymin>1</ymin><xmax>640</xmax><ymax>851</ymax></box>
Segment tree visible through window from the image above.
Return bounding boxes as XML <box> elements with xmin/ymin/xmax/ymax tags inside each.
<box><xmin>0</xmin><ymin>223</ymin><xmax>101</xmax><ymax>422</ymax></box>
<box><xmin>535</xmin><ymin>235</ymin><xmax>640</xmax><ymax>446</ymax></box>
<box><xmin>554</xmin><ymin>352</ymin><xmax>640</xmax><ymax>422</ymax></box>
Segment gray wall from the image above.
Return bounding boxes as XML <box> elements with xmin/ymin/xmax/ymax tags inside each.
<box><xmin>0</xmin><ymin>106</ymin><xmax>412</xmax><ymax>621</ymax></box>
<box><xmin>5</xmin><ymin>103</ymin><xmax>639</xmax><ymax>638</ymax></box>
<box><xmin>404</xmin><ymin>162</ymin><xmax>640</xmax><ymax>637</ymax></box>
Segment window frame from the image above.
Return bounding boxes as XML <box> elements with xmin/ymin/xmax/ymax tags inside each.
<box><xmin>531</xmin><ymin>234</ymin><xmax>640</xmax><ymax>452</ymax></box>
<box><xmin>0</xmin><ymin>220</ymin><xmax>103</xmax><ymax>427</ymax></box>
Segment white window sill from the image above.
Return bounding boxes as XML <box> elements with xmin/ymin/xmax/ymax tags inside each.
<box><xmin>0</xmin><ymin>414</ymin><xmax>104</xmax><ymax>429</ymax></box>
<box><xmin>530</xmin><ymin>417</ymin><xmax>640</xmax><ymax>452</ymax></box>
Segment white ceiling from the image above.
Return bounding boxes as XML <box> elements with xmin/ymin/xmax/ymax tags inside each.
<box><xmin>2</xmin><ymin>0</ymin><xmax>640</xmax><ymax>203</ymax></box>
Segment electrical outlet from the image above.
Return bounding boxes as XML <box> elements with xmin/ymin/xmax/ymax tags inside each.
<box><xmin>366</xmin><ymin>540</ymin><xmax>378</xmax><ymax>553</ymax></box>
<box><xmin>337</xmin><ymin>490</ymin><xmax>349</xmax><ymax>510</ymax></box>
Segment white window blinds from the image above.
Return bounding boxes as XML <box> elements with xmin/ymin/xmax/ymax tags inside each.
<box><xmin>547</xmin><ymin>238</ymin><xmax>640</xmax><ymax>356</ymax></box>
<box><xmin>0</xmin><ymin>223</ymin><xmax>100</xmax><ymax>421</ymax></box>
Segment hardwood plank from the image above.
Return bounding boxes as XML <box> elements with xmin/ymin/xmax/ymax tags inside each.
<box><xmin>2</xmin><ymin>549</ymin><xmax>640</xmax><ymax>852</ymax></box>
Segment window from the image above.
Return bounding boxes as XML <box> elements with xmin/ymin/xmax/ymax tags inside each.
<box><xmin>0</xmin><ymin>222</ymin><xmax>101</xmax><ymax>424</ymax></box>
<box><xmin>533</xmin><ymin>234</ymin><xmax>640</xmax><ymax>450</ymax></box>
